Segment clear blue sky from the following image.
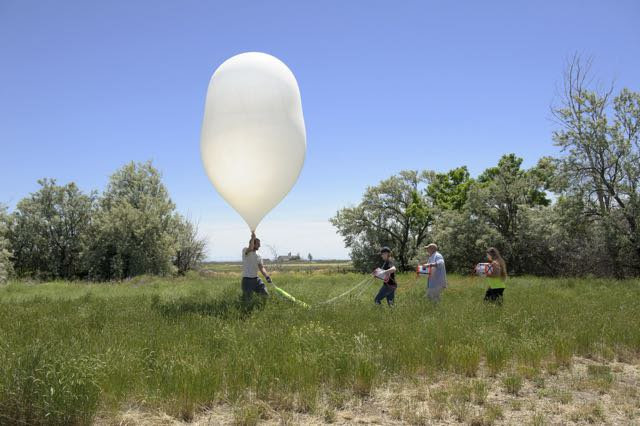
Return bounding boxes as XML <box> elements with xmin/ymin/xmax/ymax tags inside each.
<box><xmin>1</xmin><ymin>1</ymin><xmax>639</xmax><ymax>260</ymax></box>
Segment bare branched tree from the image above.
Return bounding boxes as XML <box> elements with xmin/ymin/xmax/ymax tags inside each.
<box><xmin>552</xmin><ymin>54</ymin><xmax>640</xmax><ymax>274</ymax></box>
<box><xmin>263</xmin><ymin>244</ymin><xmax>282</xmax><ymax>271</ymax></box>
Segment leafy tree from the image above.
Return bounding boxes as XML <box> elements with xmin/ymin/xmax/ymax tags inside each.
<box><xmin>530</xmin><ymin>156</ymin><xmax>559</xmax><ymax>193</ymax></box>
<box><xmin>541</xmin><ymin>195</ymin><xmax>603</xmax><ymax>276</ymax></box>
<box><xmin>466</xmin><ymin>154</ymin><xmax>550</xmax><ymax>274</ymax></box>
<box><xmin>508</xmin><ymin>204</ymin><xmax>557</xmax><ymax>275</ymax></box>
<box><xmin>331</xmin><ymin>170</ymin><xmax>431</xmax><ymax>271</ymax></box>
<box><xmin>172</xmin><ymin>215</ymin><xmax>207</xmax><ymax>275</ymax></box>
<box><xmin>87</xmin><ymin>161</ymin><xmax>177</xmax><ymax>279</ymax></box>
<box><xmin>8</xmin><ymin>179</ymin><xmax>94</xmax><ymax>279</ymax></box>
<box><xmin>431</xmin><ymin>207</ymin><xmax>501</xmax><ymax>273</ymax></box>
<box><xmin>426</xmin><ymin>166</ymin><xmax>473</xmax><ymax>211</ymax></box>
<box><xmin>0</xmin><ymin>204</ymin><xmax>13</xmax><ymax>283</ymax></box>
<box><xmin>552</xmin><ymin>56</ymin><xmax>640</xmax><ymax>275</ymax></box>
<box><xmin>307</xmin><ymin>253</ymin><xmax>313</xmax><ymax>261</ymax></box>
<box><xmin>340</xmin><ymin>228</ymin><xmax>385</xmax><ymax>273</ymax></box>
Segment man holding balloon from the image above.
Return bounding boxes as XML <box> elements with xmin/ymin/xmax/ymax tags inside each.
<box><xmin>200</xmin><ymin>53</ymin><xmax>306</xmax><ymax>302</ymax></box>
<box><xmin>241</xmin><ymin>231</ymin><xmax>272</xmax><ymax>301</ymax></box>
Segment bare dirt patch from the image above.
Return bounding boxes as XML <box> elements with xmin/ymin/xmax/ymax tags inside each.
<box><xmin>98</xmin><ymin>357</ymin><xmax>640</xmax><ymax>425</ymax></box>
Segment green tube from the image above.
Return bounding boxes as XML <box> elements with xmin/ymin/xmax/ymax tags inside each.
<box><xmin>272</xmin><ymin>284</ymin><xmax>310</xmax><ymax>308</ymax></box>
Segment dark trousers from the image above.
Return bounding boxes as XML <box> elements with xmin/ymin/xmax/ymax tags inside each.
<box><xmin>484</xmin><ymin>287</ymin><xmax>504</xmax><ymax>304</ymax></box>
<box><xmin>242</xmin><ymin>277</ymin><xmax>269</xmax><ymax>301</ymax></box>
<box><xmin>375</xmin><ymin>284</ymin><xmax>396</xmax><ymax>306</ymax></box>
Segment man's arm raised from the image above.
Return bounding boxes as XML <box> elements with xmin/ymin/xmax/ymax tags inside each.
<box><xmin>245</xmin><ymin>231</ymin><xmax>256</xmax><ymax>255</ymax></box>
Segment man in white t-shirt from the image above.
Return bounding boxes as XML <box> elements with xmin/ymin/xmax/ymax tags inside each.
<box><xmin>241</xmin><ymin>231</ymin><xmax>272</xmax><ymax>301</ymax></box>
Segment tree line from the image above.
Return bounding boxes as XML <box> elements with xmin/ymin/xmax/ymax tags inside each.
<box><xmin>332</xmin><ymin>58</ymin><xmax>640</xmax><ymax>278</ymax></box>
<box><xmin>0</xmin><ymin>161</ymin><xmax>206</xmax><ymax>282</ymax></box>
<box><xmin>1</xmin><ymin>57</ymin><xmax>637</xmax><ymax>282</ymax></box>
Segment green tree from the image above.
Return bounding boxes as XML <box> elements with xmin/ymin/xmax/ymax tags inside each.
<box><xmin>467</xmin><ymin>154</ymin><xmax>551</xmax><ymax>274</ymax></box>
<box><xmin>87</xmin><ymin>161</ymin><xmax>178</xmax><ymax>279</ymax></box>
<box><xmin>8</xmin><ymin>179</ymin><xmax>94</xmax><ymax>279</ymax></box>
<box><xmin>552</xmin><ymin>56</ymin><xmax>640</xmax><ymax>275</ymax></box>
<box><xmin>330</xmin><ymin>170</ymin><xmax>431</xmax><ymax>271</ymax></box>
<box><xmin>542</xmin><ymin>195</ymin><xmax>603</xmax><ymax>276</ymax></box>
<box><xmin>430</xmin><ymin>207</ymin><xmax>501</xmax><ymax>273</ymax></box>
<box><xmin>426</xmin><ymin>166</ymin><xmax>473</xmax><ymax>211</ymax></box>
<box><xmin>0</xmin><ymin>204</ymin><xmax>13</xmax><ymax>283</ymax></box>
<box><xmin>172</xmin><ymin>215</ymin><xmax>207</xmax><ymax>275</ymax></box>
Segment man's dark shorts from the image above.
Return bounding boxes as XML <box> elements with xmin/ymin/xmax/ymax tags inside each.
<box><xmin>242</xmin><ymin>277</ymin><xmax>269</xmax><ymax>299</ymax></box>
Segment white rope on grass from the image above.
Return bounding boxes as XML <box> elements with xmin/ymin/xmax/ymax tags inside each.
<box><xmin>353</xmin><ymin>276</ymin><xmax>375</xmax><ymax>298</ymax></box>
<box><xmin>315</xmin><ymin>276</ymin><xmax>374</xmax><ymax>306</ymax></box>
<box><xmin>268</xmin><ymin>276</ymin><xmax>375</xmax><ymax>308</ymax></box>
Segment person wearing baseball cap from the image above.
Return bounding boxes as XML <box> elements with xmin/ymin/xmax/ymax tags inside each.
<box><xmin>373</xmin><ymin>246</ymin><xmax>397</xmax><ymax>306</ymax></box>
<box><xmin>422</xmin><ymin>243</ymin><xmax>447</xmax><ymax>302</ymax></box>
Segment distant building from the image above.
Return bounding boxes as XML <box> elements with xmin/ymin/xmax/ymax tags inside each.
<box><xmin>277</xmin><ymin>252</ymin><xmax>301</xmax><ymax>262</ymax></box>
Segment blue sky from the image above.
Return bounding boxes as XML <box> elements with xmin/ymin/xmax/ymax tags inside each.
<box><xmin>1</xmin><ymin>1</ymin><xmax>639</xmax><ymax>260</ymax></box>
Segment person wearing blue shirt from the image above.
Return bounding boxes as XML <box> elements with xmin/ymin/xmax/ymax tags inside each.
<box><xmin>423</xmin><ymin>243</ymin><xmax>447</xmax><ymax>302</ymax></box>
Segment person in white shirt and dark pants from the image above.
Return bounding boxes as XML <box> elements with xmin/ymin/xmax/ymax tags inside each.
<box><xmin>241</xmin><ymin>231</ymin><xmax>272</xmax><ymax>301</ymax></box>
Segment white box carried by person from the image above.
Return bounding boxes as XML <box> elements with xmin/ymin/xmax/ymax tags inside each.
<box><xmin>475</xmin><ymin>263</ymin><xmax>494</xmax><ymax>277</ymax></box>
<box><xmin>416</xmin><ymin>264</ymin><xmax>430</xmax><ymax>276</ymax></box>
<box><xmin>373</xmin><ymin>268</ymin><xmax>387</xmax><ymax>281</ymax></box>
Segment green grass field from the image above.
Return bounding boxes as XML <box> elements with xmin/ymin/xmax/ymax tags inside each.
<box><xmin>1</xmin><ymin>272</ymin><xmax>639</xmax><ymax>424</ymax></box>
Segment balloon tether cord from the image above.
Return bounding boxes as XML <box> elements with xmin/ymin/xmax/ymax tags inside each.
<box><xmin>268</xmin><ymin>276</ymin><xmax>374</xmax><ymax>308</ymax></box>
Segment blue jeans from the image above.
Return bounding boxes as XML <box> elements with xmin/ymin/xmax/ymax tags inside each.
<box><xmin>375</xmin><ymin>284</ymin><xmax>396</xmax><ymax>306</ymax></box>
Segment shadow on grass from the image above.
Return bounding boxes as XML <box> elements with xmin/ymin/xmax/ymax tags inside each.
<box><xmin>150</xmin><ymin>290</ymin><xmax>266</xmax><ymax>320</ymax></box>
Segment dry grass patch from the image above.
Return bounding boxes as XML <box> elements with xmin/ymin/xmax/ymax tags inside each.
<box><xmin>568</xmin><ymin>401</ymin><xmax>606</xmax><ymax>424</ymax></box>
<box><xmin>232</xmin><ymin>399</ymin><xmax>274</xmax><ymax>426</ymax></box>
<box><xmin>107</xmin><ymin>357</ymin><xmax>640</xmax><ymax>425</ymax></box>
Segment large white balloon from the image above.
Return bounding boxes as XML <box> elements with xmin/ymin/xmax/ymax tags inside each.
<box><xmin>200</xmin><ymin>52</ymin><xmax>306</xmax><ymax>231</ymax></box>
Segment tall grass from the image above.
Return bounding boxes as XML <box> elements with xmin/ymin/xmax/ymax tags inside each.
<box><xmin>0</xmin><ymin>273</ymin><xmax>639</xmax><ymax>423</ymax></box>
